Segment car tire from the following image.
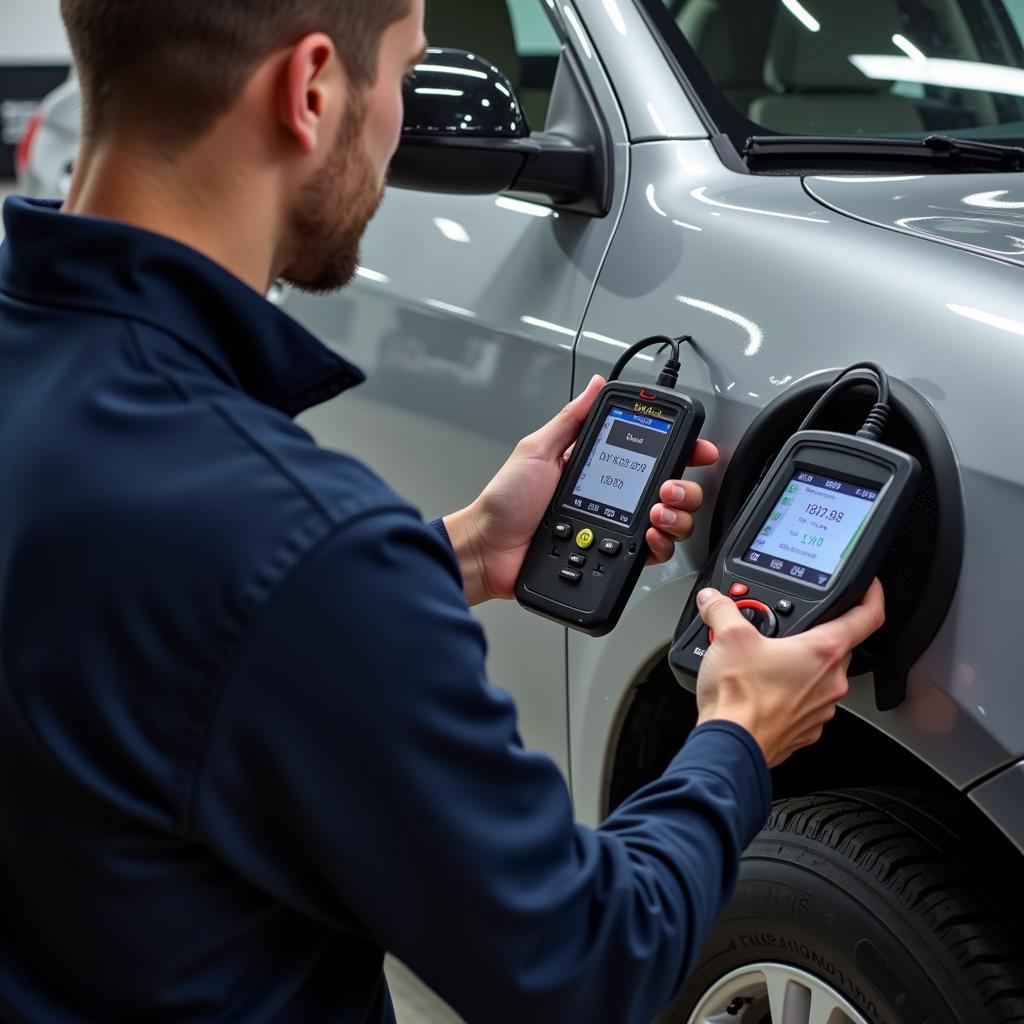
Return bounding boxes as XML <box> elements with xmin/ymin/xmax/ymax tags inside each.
<box><xmin>661</xmin><ymin>788</ymin><xmax>1024</xmax><ymax>1024</ymax></box>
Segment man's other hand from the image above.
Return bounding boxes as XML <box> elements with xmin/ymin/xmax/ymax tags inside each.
<box><xmin>444</xmin><ymin>375</ymin><xmax>719</xmax><ymax>606</ymax></box>
<box><xmin>694</xmin><ymin>580</ymin><xmax>887</xmax><ymax>767</ymax></box>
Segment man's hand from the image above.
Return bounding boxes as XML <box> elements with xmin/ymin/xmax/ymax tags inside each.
<box><xmin>694</xmin><ymin>580</ymin><xmax>886</xmax><ymax>767</ymax></box>
<box><xmin>444</xmin><ymin>375</ymin><xmax>719</xmax><ymax>606</ymax></box>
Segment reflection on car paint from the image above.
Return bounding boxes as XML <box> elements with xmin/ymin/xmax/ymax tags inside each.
<box><xmin>676</xmin><ymin>295</ymin><xmax>764</xmax><ymax>357</ymax></box>
<box><xmin>690</xmin><ymin>185</ymin><xmax>831</xmax><ymax>224</ymax></box>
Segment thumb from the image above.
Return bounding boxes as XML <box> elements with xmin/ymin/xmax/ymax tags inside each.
<box><xmin>696</xmin><ymin>588</ymin><xmax>749</xmax><ymax>637</ymax></box>
<box><xmin>531</xmin><ymin>375</ymin><xmax>605</xmax><ymax>459</ymax></box>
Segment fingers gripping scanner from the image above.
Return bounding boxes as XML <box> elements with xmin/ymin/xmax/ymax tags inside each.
<box><xmin>670</xmin><ymin>364</ymin><xmax>920</xmax><ymax>702</ymax></box>
<box><xmin>516</xmin><ymin>337</ymin><xmax>705</xmax><ymax>637</ymax></box>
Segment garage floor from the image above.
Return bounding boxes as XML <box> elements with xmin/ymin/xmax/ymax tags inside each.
<box><xmin>387</xmin><ymin>959</ymin><xmax>464</xmax><ymax>1024</ymax></box>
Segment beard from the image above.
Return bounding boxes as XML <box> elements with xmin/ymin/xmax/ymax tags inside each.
<box><xmin>279</xmin><ymin>98</ymin><xmax>384</xmax><ymax>295</ymax></box>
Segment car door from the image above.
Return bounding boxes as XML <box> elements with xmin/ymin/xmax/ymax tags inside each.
<box><xmin>283</xmin><ymin>0</ymin><xmax>630</xmax><ymax>776</ymax></box>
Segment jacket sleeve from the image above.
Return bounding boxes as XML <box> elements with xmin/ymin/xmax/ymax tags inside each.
<box><xmin>190</xmin><ymin>507</ymin><xmax>771</xmax><ymax>1024</ymax></box>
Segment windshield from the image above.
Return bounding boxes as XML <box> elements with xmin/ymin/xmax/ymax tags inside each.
<box><xmin>647</xmin><ymin>0</ymin><xmax>1024</xmax><ymax>146</ymax></box>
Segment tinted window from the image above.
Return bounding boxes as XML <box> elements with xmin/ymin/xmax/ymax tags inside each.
<box><xmin>651</xmin><ymin>0</ymin><xmax>1024</xmax><ymax>142</ymax></box>
<box><xmin>425</xmin><ymin>0</ymin><xmax>562</xmax><ymax>129</ymax></box>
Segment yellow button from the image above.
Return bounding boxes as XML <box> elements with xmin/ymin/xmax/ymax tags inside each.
<box><xmin>576</xmin><ymin>528</ymin><xmax>595</xmax><ymax>550</ymax></box>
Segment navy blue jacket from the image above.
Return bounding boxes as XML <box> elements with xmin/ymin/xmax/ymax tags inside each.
<box><xmin>0</xmin><ymin>197</ymin><xmax>771</xmax><ymax>1023</ymax></box>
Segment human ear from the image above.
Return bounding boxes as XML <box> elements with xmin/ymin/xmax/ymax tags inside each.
<box><xmin>277</xmin><ymin>32</ymin><xmax>344</xmax><ymax>154</ymax></box>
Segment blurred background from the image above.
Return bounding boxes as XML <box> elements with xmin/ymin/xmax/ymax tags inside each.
<box><xmin>0</xmin><ymin>1</ymin><xmax>68</xmax><ymax>187</ymax></box>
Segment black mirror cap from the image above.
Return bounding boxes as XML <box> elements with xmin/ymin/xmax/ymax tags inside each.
<box><xmin>401</xmin><ymin>48</ymin><xmax>528</xmax><ymax>140</ymax></box>
<box><xmin>388</xmin><ymin>47</ymin><xmax>607</xmax><ymax>214</ymax></box>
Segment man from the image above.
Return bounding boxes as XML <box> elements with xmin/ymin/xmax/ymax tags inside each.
<box><xmin>0</xmin><ymin>0</ymin><xmax>884</xmax><ymax>1021</ymax></box>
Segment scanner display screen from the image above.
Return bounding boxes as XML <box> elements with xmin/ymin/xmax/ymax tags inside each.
<box><xmin>567</xmin><ymin>406</ymin><xmax>674</xmax><ymax>528</ymax></box>
<box><xmin>742</xmin><ymin>470</ymin><xmax>879</xmax><ymax>587</ymax></box>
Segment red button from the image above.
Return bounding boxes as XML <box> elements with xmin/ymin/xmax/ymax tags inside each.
<box><xmin>729</xmin><ymin>583</ymin><xmax>750</xmax><ymax>598</ymax></box>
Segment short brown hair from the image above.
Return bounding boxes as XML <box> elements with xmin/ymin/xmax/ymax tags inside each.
<box><xmin>61</xmin><ymin>0</ymin><xmax>411</xmax><ymax>144</ymax></box>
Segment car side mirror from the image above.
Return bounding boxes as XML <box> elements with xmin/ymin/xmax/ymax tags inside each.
<box><xmin>388</xmin><ymin>48</ymin><xmax>605</xmax><ymax>213</ymax></box>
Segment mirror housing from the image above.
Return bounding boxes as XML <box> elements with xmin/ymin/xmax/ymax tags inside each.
<box><xmin>389</xmin><ymin>48</ymin><xmax>606</xmax><ymax>214</ymax></box>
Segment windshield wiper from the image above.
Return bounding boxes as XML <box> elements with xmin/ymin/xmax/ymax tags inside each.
<box><xmin>744</xmin><ymin>133</ymin><xmax>1024</xmax><ymax>173</ymax></box>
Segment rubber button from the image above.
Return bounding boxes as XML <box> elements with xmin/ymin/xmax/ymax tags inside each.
<box><xmin>598</xmin><ymin>538</ymin><xmax>622</xmax><ymax>557</ymax></box>
<box><xmin>568</xmin><ymin>553</ymin><xmax>587</xmax><ymax>568</ymax></box>
<box><xmin>775</xmin><ymin>599</ymin><xmax>795</xmax><ymax>616</ymax></box>
<box><xmin>711</xmin><ymin>599</ymin><xmax>778</xmax><ymax>642</ymax></box>
<box><xmin>554</xmin><ymin>523</ymin><xmax>572</xmax><ymax>539</ymax></box>
<box><xmin>576</xmin><ymin>528</ymin><xmax>595</xmax><ymax>550</ymax></box>
<box><xmin>735</xmin><ymin>599</ymin><xmax>778</xmax><ymax>638</ymax></box>
<box><xmin>559</xmin><ymin>568</ymin><xmax>582</xmax><ymax>584</ymax></box>
<box><xmin>729</xmin><ymin>582</ymin><xmax>750</xmax><ymax>598</ymax></box>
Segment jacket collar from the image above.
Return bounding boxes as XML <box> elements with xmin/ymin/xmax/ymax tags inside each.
<box><xmin>0</xmin><ymin>197</ymin><xmax>365</xmax><ymax>416</ymax></box>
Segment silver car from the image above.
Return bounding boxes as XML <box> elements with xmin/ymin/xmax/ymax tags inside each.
<box><xmin>18</xmin><ymin>0</ymin><xmax>1024</xmax><ymax>1020</ymax></box>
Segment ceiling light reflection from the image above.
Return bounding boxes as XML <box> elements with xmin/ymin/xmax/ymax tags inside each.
<box><xmin>495</xmin><ymin>197</ymin><xmax>555</xmax><ymax>218</ymax></box>
<box><xmin>521</xmin><ymin>315</ymin><xmax>577</xmax><ymax>338</ymax></box>
<box><xmin>895</xmin><ymin>214</ymin><xmax>1024</xmax><ymax>255</ymax></box>
<box><xmin>690</xmin><ymin>186</ymin><xmax>829</xmax><ymax>223</ymax></box>
<box><xmin>962</xmin><ymin>190</ymin><xmax>1024</xmax><ymax>210</ymax></box>
<box><xmin>415</xmin><ymin>88</ymin><xmax>463</xmax><ymax>97</ymax></box>
<box><xmin>646</xmin><ymin>102</ymin><xmax>668</xmax><ymax>136</ymax></box>
<box><xmin>563</xmin><ymin>6</ymin><xmax>593</xmax><ymax>59</ymax></box>
<box><xmin>677</xmin><ymin>295</ymin><xmax>764</xmax><ymax>356</ymax></box>
<box><xmin>892</xmin><ymin>33</ymin><xmax>926</xmax><ymax>63</ymax></box>
<box><xmin>947</xmin><ymin>303</ymin><xmax>1024</xmax><ymax>337</ymax></box>
<box><xmin>814</xmin><ymin>175</ymin><xmax>924</xmax><ymax>183</ymax></box>
<box><xmin>434</xmin><ymin>217</ymin><xmax>471</xmax><ymax>243</ymax></box>
<box><xmin>356</xmin><ymin>267</ymin><xmax>390</xmax><ymax>284</ymax></box>
<box><xmin>645</xmin><ymin>184</ymin><xmax>668</xmax><ymax>218</ymax></box>
<box><xmin>417</xmin><ymin>64</ymin><xmax>488</xmax><ymax>80</ymax></box>
<box><xmin>782</xmin><ymin>0</ymin><xmax>820</xmax><ymax>33</ymax></box>
<box><xmin>426</xmin><ymin>299</ymin><xmax>477</xmax><ymax>319</ymax></box>
<box><xmin>850</xmin><ymin>55</ymin><xmax>1024</xmax><ymax>98</ymax></box>
<box><xmin>581</xmin><ymin>330</ymin><xmax>656</xmax><ymax>359</ymax></box>
<box><xmin>601</xmin><ymin>0</ymin><xmax>627</xmax><ymax>35</ymax></box>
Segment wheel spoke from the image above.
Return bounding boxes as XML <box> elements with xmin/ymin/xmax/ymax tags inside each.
<box><xmin>763</xmin><ymin>968</ymin><xmax>811</xmax><ymax>1024</ymax></box>
<box><xmin>809</xmin><ymin>984</ymin><xmax>856</xmax><ymax>1023</ymax></box>
<box><xmin>685</xmin><ymin>963</ymin><xmax>870</xmax><ymax>1024</ymax></box>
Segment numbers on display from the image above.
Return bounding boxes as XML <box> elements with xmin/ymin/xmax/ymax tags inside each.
<box><xmin>805</xmin><ymin>503</ymin><xmax>844</xmax><ymax>523</ymax></box>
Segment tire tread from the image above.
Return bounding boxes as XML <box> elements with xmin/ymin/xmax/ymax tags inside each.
<box><xmin>762</xmin><ymin>788</ymin><xmax>1024</xmax><ymax>1019</ymax></box>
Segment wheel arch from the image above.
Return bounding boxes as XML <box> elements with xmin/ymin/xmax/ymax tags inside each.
<box><xmin>605</xmin><ymin>652</ymin><xmax>1024</xmax><ymax>871</ymax></box>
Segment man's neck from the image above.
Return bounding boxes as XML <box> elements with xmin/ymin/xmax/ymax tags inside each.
<box><xmin>63</xmin><ymin>137</ymin><xmax>279</xmax><ymax>295</ymax></box>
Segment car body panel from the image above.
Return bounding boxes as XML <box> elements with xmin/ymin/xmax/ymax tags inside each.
<box><xmin>569</xmin><ymin>138</ymin><xmax>1024</xmax><ymax>811</ymax></box>
<box><xmin>969</xmin><ymin>759</ymin><xmax>1024</xmax><ymax>855</ymax></box>
<box><xmin>805</xmin><ymin>173</ymin><xmax>1024</xmax><ymax>269</ymax></box>
<box><xmin>284</xmin><ymin>20</ymin><xmax>632</xmax><ymax>779</ymax></box>
<box><xmin>573</xmin><ymin>0</ymin><xmax>708</xmax><ymax>142</ymax></box>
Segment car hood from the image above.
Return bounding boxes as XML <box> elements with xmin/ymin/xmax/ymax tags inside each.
<box><xmin>804</xmin><ymin>173</ymin><xmax>1024</xmax><ymax>268</ymax></box>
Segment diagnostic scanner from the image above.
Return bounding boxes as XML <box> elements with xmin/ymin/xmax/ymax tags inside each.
<box><xmin>517</xmin><ymin>378</ymin><xmax>704</xmax><ymax>636</ymax></box>
<box><xmin>670</xmin><ymin>428</ymin><xmax>920</xmax><ymax>677</ymax></box>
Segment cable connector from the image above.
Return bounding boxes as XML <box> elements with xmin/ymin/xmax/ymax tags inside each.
<box><xmin>608</xmin><ymin>334</ymin><xmax>692</xmax><ymax>390</ymax></box>
<box><xmin>857</xmin><ymin>402</ymin><xmax>890</xmax><ymax>441</ymax></box>
<box><xmin>656</xmin><ymin>356</ymin><xmax>681</xmax><ymax>390</ymax></box>
<box><xmin>797</xmin><ymin>361</ymin><xmax>892</xmax><ymax>441</ymax></box>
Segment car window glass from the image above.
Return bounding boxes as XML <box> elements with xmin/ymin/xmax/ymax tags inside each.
<box><xmin>651</xmin><ymin>0</ymin><xmax>1024</xmax><ymax>144</ymax></box>
<box><xmin>508</xmin><ymin>0</ymin><xmax>562</xmax><ymax>56</ymax></box>
<box><xmin>425</xmin><ymin>0</ymin><xmax>562</xmax><ymax>130</ymax></box>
